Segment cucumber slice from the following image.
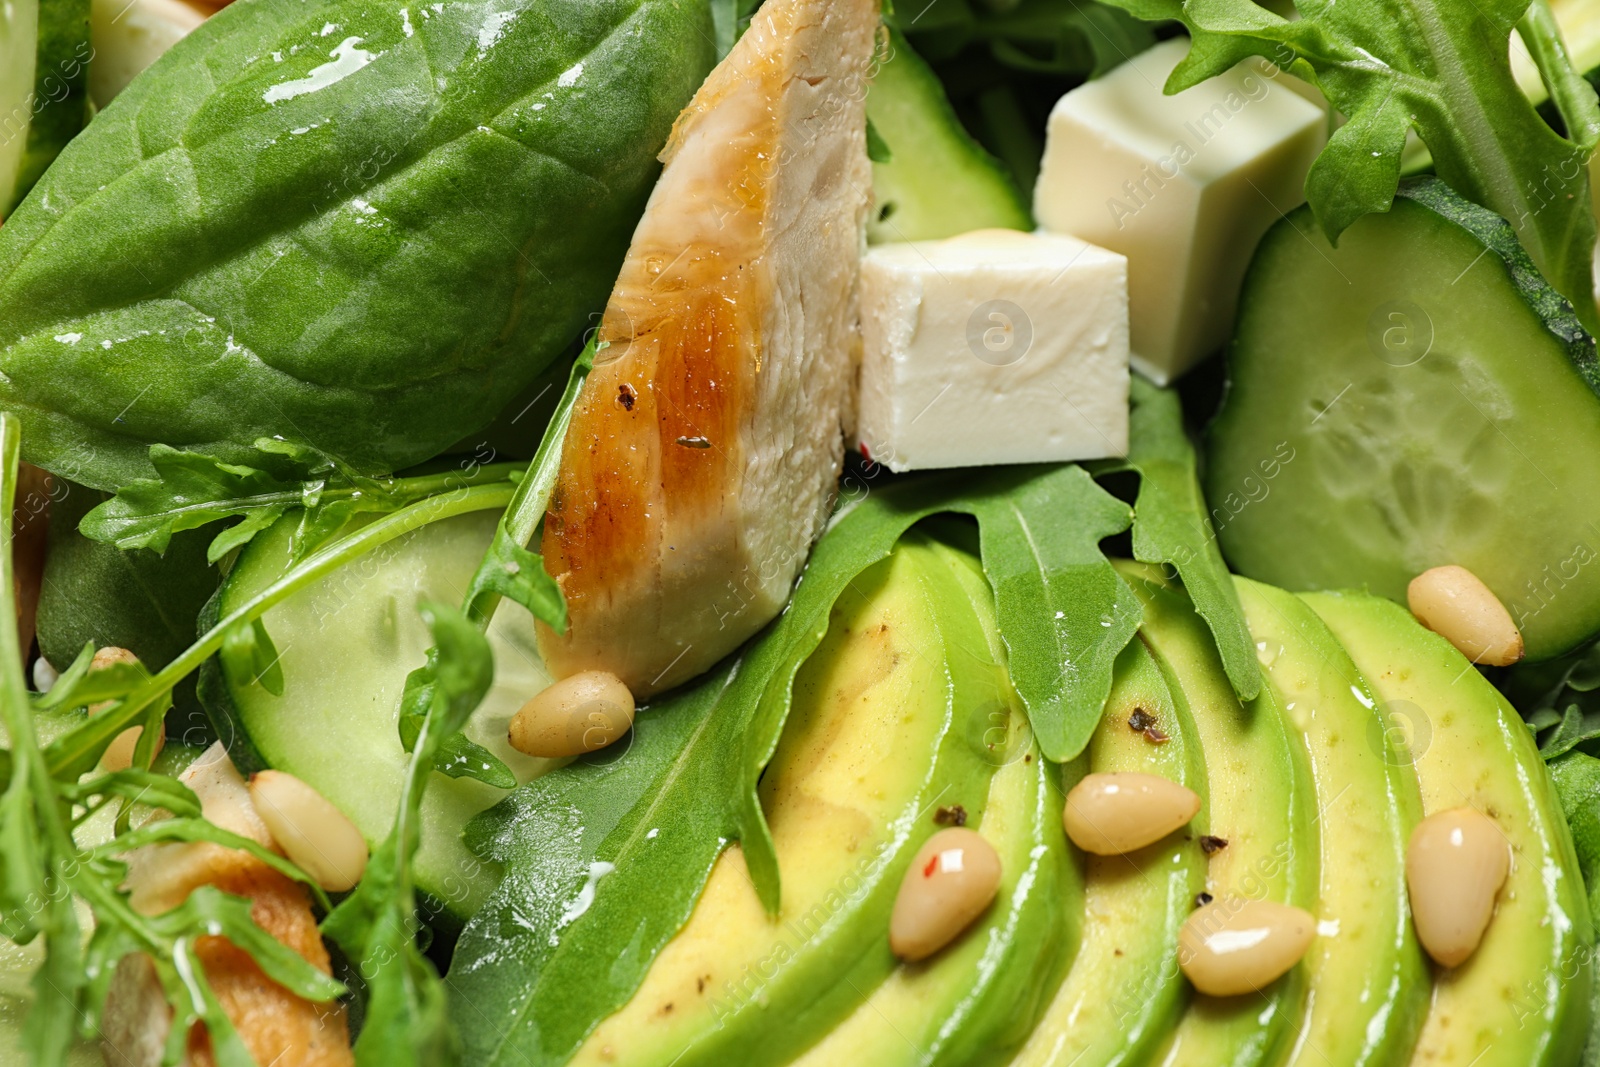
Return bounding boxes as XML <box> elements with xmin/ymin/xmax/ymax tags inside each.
<box><xmin>1207</xmin><ymin>177</ymin><xmax>1600</xmax><ymax>663</ymax></box>
<box><xmin>0</xmin><ymin>0</ymin><xmax>92</xmax><ymax>218</ymax></box>
<box><xmin>1127</xmin><ymin>567</ymin><xmax>1318</xmax><ymax>1067</ymax></box>
<box><xmin>866</xmin><ymin>27</ymin><xmax>1031</xmax><ymax>243</ymax></box>
<box><xmin>1308</xmin><ymin>591</ymin><xmax>1594</xmax><ymax>1067</ymax></box>
<box><xmin>206</xmin><ymin>508</ymin><xmax>556</xmax><ymax>924</ymax></box>
<box><xmin>1010</xmin><ymin>637</ymin><xmax>1208</xmax><ymax>1067</ymax></box>
<box><xmin>1235</xmin><ymin>578</ymin><xmax>1430</xmax><ymax>1067</ymax></box>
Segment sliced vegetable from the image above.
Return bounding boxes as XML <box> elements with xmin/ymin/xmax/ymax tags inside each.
<box><xmin>1209</xmin><ymin>178</ymin><xmax>1600</xmax><ymax>663</ymax></box>
<box><xmin>0</xmin><ymin>0</ymin><xmax>91</xmax><ymax>219</ymax></box>
<box><xmin>1235</xmin><ymin>578</ymin><xmax>1429</xmax><ymax>1067</ymax></box>
<box><xmin>1011</xmin><ymin>638</ymin><xmax>1206</xmax><ymax>1067</ymax></box>
<box><xmin>203</xmin><ymin>507</ymin><xmax>556</xmax><ymax>923</ymax></box>
<box><xmin>0</xmin><ymin>0</ymin><xmax>715</xmax><ymax>490</ymax></box>
<box><xmin>460</xmin><ymin>533</ymin><xmax>1007</xmax><ymax>1067</ymax></box>
<box><xmin>865</xmin><ymin>27</ymin><xmax>1031</xmax><ymax>242</ymax></box>
<box><xmin>1309</xmin><ymin>590</ymin><xmax>1593</xmax><ymax>1067</ymax></box>
<box><xmin>1127</xmin><ymin>566</ymin><xmax>1317</xmax><ymax>1067</ymax></box>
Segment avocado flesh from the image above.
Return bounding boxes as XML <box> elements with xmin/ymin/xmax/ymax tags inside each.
<box><xmin>1306</xmin><ymin>591</ymin><xmax>1594</xmax><ymax>1067</ymax></box>
<box><xmin>1124</xmin><ymin>568</ymin><xmax>1319</xmax><ymax>1067</ymax></box>
<box><xmin>788</xmin><ymin>725</ymin><xmax>1081</xmax><ymax>1067</ymax></box>
<box><xmin>569</xmin><ymin>533</ymin><xmax>1006</xmax><ymax>1067</ymax></box>
<box><xmin>1234</xmin><ymin>578</ymin><xmax>1429</xmax><ymax>1067</ymax></box>
<box><xmin>1009</xmin><ymin>636</ymin><xmax>1208</xmax><ymax>1067</ymax></box>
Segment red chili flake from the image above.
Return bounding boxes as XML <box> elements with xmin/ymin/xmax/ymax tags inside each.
<box><xmin>618</xmin><ymin>384</ymin><xmax>636</xmax><ymax>410</ymax></box>
<box><xmin>923</xmin><ymin>855</ymin><xmax>940</xmax><ymax>878</ymax></box>
<box><xmin>859</xmin><ymin>441</ymin><xmax>872</xmax><ymax>463</ymax></box>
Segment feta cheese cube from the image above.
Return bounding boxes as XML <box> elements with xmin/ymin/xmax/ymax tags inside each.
<box><xmin>857</xmin><ymin>229</ymin><xmax>1129</xmax><ymax>473</ymax></box>
<box><xmin>1035</xmin><ymin>39</ymin><xmax>1326</xmax><ymax>383</ymax></box>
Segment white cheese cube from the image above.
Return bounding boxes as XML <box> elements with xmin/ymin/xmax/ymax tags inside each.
<box><xmin>1035</xmin><ymin>38</ymin><xmax>1325</xmax><ymax>383</ymax></box>
<box><xmin>857</xmin><ymin>229</ymin><xmax>1129</xmax><ymax>473</ymax></box>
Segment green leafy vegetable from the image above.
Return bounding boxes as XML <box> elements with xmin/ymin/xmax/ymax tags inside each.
<box><xmin>1098</xmin><ymin>0</ymin><xmax>1600</xmax><ymax>329</ymax></box>
<box><xmin>79</xmin><ymin>437</ymin><xmax>523</xmax><ymax>563</ymax></box>
<box><xmin>0</xmin><ymin>0</ymin><xmax>716</xmax><ymax>491</ymax></box>
<box><xmin>446</xmin><ymin>463</ymin><xmax>1140</xmax><ymax>1067</ymax></box>
<box><xmin>395</xmin><ymin>343</ymin><xmax>593</xmax><ymax>789</ymax></box>
<box><xmin>0</xmin><ymin>412</ymin><xmax>344</xmax><ymax>1067</ymax></box>
<box><xmin>1090</xmin><ymin>377</ymin><xmax>1261</xmax><ymax>703</ymax></box>
<box><xmin>323</xmin><ymin>600</ymin><xmax>493</xmax><ymax>1067</ymax></box>
<box><xmin>1511</xmin><ymin>639</ymin><xmax>1600</xmax><ymax>758</ymax></box>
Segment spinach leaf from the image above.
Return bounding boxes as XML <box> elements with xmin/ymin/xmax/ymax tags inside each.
<box><xmin>323</xmin><ymin>600</ymin><xmax>494</xmax><ymax>1067</ymax></box>
<box><xmin>1091</xmin><ymin>377</ymin><xmax>1261</xmax><ymax>702</ymax></box>
<box><xmin>445</xmin><ymin>463</ymin><xmax>1138</xmax><ymax>1067</ymax></box>
<box><xmin>0</xmin><ymin>0</ymin><xmax>716</xmax><ymax>491</ymax></box>
<box><xmin>1098</xmin><ymin>0</ymin><xmax>1600</xmax><ymax>330</ymax></box>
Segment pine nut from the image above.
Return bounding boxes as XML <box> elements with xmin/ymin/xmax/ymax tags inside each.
<box><xmin>1407</xmin><ymin>565</ymin><xmax>1523</xmax><ymax>666</ymax></box>
<box><xmin>890</xmin><ymin>827</ymin><xmax>1002</xmax><ymax>961</ymax></box>
<box><xmin>248</xmin><ymin>770</ymin><xmax>369</xmax><ymax>892</ymax></box>
<box><xmin>509</xmin><ymin>671</ymin><xmax>636</xmax><ymax>759</ymax></box>
<box><xmin>1178</xmin><ymin>898</ymin><xmax>1316</xmax><ymax>996</ymax></box>
<box><xmin>89</xmin><ymin>647</ymin><xmax>164</xmax><ymax>773</ymax></box>
<box><xmin>1406</xmin><ymin>807</ymin><xmax>1509</xmax><ymax>968</ymax></box>
<box><xmin>1063</xmin><ymin>772</ymin><xmax>1200</xmax><ymax>855</ymax></box>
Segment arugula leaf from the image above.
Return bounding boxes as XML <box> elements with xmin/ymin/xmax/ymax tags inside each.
<box><xmin>1090</xmin><ymin>377</ymin><xmax>1261</xmax><ymax>702</ymax></box>
<box><xmin>396</xmin><ymin>344</ymin><xmax>593</xmax><ymax>788</ymax></box>
<box><xmin>446</xmin><ymin>463</ymin><xmax>1138</xmax><ymax>1067</ymax></box>
<box><xmin>1510</xmin><ymin>638</ymin><xmax>1600</xmax><ymax>758</ymax></box>
<box><xmin>1098</xmin><ymin>0</ymin><xmax>1600</xmax><ymax>330</ymax></box>
<box><xmin>323</xmin><ymin>600</ymin><xmax>492</xmax><ymax>1067</ymax></box>
<box><xmin>0</xmin><ymin>412</ymin><xmax>343</xmax><ymax>1066</ymax></box>
<box><xmin>80</xmin><ymin>437</ymin><xmax>524</xmax><ymax>564</ymax></box>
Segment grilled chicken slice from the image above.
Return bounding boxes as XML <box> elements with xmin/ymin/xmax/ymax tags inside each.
<box><xmin>103</xmin><ymin>743</ymin><xmax>353</xmax><ymax>1067</ymax></box>
<box><xmin>538</xmin><ymin>0</ymin><xmax>878</xmax><ymax>697</ymax></box>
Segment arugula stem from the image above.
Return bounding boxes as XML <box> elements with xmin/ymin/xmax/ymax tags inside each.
<box><xmin>1520</xmin><ymin>0</ymin><xmax>1600</xmax><ymax>153</ymax></box>
<box><xmin>46</xmin><ymin>481</ymin><xmax>516</xmax><ymax>778</ymax></box>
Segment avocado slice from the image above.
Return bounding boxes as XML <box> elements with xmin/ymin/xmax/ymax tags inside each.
<box><xmin>1307</xmin><ymin>591</ymin><xmax>1594</xmax><ymax>1067</ymax></box>
<box><xmin>1009</xmin><ymin>635</ymin><xmax>1208</xmax><ymax>1067</ymax></box>
<box><xmin>568</xmin><ymin>533</ymin><xmax>1006</xmax><ymax>1067</ymax></box>
<box><xmin>1125</xmin><ymin>568</ymin><xmax>1319</xmax><ymax>1067</ymax></box>
<box><xmin>1234</xmin><ymin>578</ymin><xmax>1429</xmax><ymax>1067</ymax></box>
<box><xmin>787</xmin><ymin>725</ymin><xmax>1081</xmax><ymax>1067</ymax></box>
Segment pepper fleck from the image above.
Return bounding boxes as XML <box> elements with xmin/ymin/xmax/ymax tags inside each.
<box><xmin>934</xmin><ymin>805</ymin><xmax>968</xmax><ymax>827</ymax></box>
<box><xmin>1195</xmin><ymin>892</ymin><xmax>1214</xmax><ymax>907</ymax></box>
<box><xmin>618</xmin><ymin>384</ymin><xmax>636</xmax><ymax>411</ymax></box>
<box><xmin>676</xmin><ymin>435</ymin><xmax>712</xmax><ymax>449</ymax></box>
<box><xmin>1199</xmin><ymin>835</ymin><xmax>1229</xmax><ymax>855</ymax></box>
<box><xmin>1128</xmin><ymin>707</ymin><xmax>1170</xmax><ymax>743</ymax></box>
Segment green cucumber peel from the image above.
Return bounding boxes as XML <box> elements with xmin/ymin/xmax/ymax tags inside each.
<box><xmin>1100</xmin><ymin>0</ymin><xmax>1600</xmax><ymax>331</ymax></box>
<box><xmin>1090</xmin><ymin>376</ymin><xmax>1261</xmax><ymax>703</ymax></box>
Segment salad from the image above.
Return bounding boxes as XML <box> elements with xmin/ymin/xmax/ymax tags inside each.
<box><xmin>2</xmin><ymin>0</ymin><xmax>1600</xmax><ymax>1064</ymax></box>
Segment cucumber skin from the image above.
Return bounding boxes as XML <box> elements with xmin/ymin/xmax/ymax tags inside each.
<box><xmin>1208</xmin><ymin>175</ymin><xmax>1600</xmax><ymax>661</ymax></box>
<box><xmin>10</xmin><ymin>0</ymin><xmax>92</xmax><ymax>210</ymax></box>
<box><xmin>1393</xmin><ymin>178</ymin><xmax>1599</xmax><ymax>392</ymax></box>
